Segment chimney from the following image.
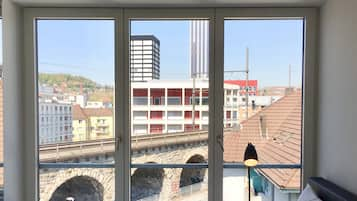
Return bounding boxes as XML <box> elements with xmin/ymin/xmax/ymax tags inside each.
<box><xmin>259</xmin><ymin>114</ymin><xmax>267</xmax><ymax>138</ymax></box>
<box><xmin>251</xmin><ymin>100</ymin><xmax>256</xmax><ymax>110</ymax></box>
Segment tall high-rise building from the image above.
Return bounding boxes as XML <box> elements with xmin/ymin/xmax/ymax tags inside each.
<box><xmin>130</xmin><ymin>35</ymin><xmax>160</xmax><ymax>82</ymax></box>
<box><xmin>190</xmin><ymin>20</ymin><xmax>209</xmax><ymax>79</ymax></box>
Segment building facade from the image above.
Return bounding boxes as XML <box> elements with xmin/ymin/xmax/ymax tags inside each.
<box><xmin>72</xmin><ymin>105</ymin><xmax>89</xmax><ymax>141</ymax></box>
<box><xmin>131</xmin><ymin>79</ymin><xmax>267</xmax><ymax>135</ymax></box>
<box><xmin>86</xmin><ymin>108</ymin><xmax>114</xmax><ymax>140</ymax></box>
<box><xmin>130</xmin><ymin>35</ymin><xmax>160</xmax><ymax>82</ymax></box>
<box><xmin>72</xmin><ymin>106</ymin><xmax>114</xmax><ymax>141</ymax></box>
<box><xmin>38</xmin><ymin>101</ymin><xmax>73</xmax><ymax>144</ymax></box>
<box><xmin>224</xmin><ymin>80</ymin><xmax>258</xmax><ymax>96</ymax></box>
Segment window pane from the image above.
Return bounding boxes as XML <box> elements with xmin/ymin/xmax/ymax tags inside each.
<box><xmin>223</xmin><ymin>19</ymin><xmax>304</xmax><ymax>201</ymax></box>
<box><xmin>36</xmin><ymin>19</ymin><xmax>115</xmax><ymax>200</ymax></box>
<box><xmin>130</xmin><ymin>20</ymin><xmax>209</xmax><ymax>200</ymax></box>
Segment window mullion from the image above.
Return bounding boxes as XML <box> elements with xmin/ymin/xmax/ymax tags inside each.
<box><xmin>208</xmin><ymin>10</ymin><xmax>224</xmax><ymax>201</ymax></box>
<box><xmin>116</xmin><ymin>8</ymin><xmax>131</xmax><ymax>201</ymax></box>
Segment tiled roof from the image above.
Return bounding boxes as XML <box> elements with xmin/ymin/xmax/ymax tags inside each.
<box><xmin>73</xmin><ymin>105</ymin><xmax>113</xmax><ymax>119</ymax></box>
<box><xmin>82</xmin><ymin>108</ymin><xmax>113</xmax><ymax>117</ymax></box>
<box><xmin>224</xmin><ymin>91</ymin><xmax>302</xmax><ymax>190</ymax></box>
<box><xmin>72</xmin><ymin>105</ymin><xmax>87</xmax><ymax>120</ymax></box>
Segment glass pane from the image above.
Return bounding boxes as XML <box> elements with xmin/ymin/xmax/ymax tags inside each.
<box><xmin>130</xmin><ymin>19</ymin><xmax>209</xmax><ymax>200</ymax></box>
<box><xmin>131</xmin><ymin>167</ymin><xmax>208</xmax><ymax>201</ymax></box>
<box><xmin>223</xmin><ymin>19</ymin><xmax>304</xmax><ymax>201</ymax></box>
<box><xmin>36</xmin><ymin>19</ymin><xmax>115</xmax><ymax>200</ymax></box>
<box><xmin>39</xmin><ymin>168</ymin><xmax>114</xmax><ymax>201</ymax></box>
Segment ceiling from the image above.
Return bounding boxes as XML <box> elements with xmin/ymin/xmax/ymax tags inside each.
<box><xmin>13</xmin><ymin>0</ymin><xmax>326</xmax><ymax>7</ymax></box>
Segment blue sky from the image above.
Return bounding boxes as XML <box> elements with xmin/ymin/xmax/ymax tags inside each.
<box><xmin>37</xmin><ymin>20</ymin><xmax>115</xmax><ymax>85</ymax></box>
<box><xmin>37</xmin><ymin>19</ymin><xmax>303</xmax><ymax>88</ymax></box>
<box><xmin>225</xmin><ymin>20</ymin><xmax>303</xmax><ymax>87</ymax></box>
<box><xmin>131</xmin><ymin>21</ymin><xmax>191</xmax><ymax>80</ymax></box>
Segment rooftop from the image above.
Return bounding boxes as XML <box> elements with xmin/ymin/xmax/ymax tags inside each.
<box><xmin>224</xmin><ymin>91</ymin><xmax>302</xmax><ymax>190</ymax></box>
<box><xmin>72</xmin><ymin>105</ymin><xmax>87</xmax><ymax>120</ymax></box>
<box><xmin>73</xmin><ymin>105</ymin><xmax>113</xmax><ymax>119</ymax></box>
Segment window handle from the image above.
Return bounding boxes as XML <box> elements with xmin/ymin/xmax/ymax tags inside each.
<box><xmin>115</xmin><ymin>136</ymin><xmax>122</xmax><ymax>151</ymax></box>
<box><xmin>217</xmin><ymin>135</ymin><xmax>224</xmax><ymax>152</ymax></box>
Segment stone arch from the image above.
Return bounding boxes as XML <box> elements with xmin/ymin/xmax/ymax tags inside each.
<box><xmin>131</xmin><ymin>162</ymin><xmax>165</xmax><ymax>201</ymax></box>
<box><xmin>40</xmin><ymin>168</ymin><xmax>114</xmax><ymax>201</ymax></box>
<box><xmin>182</xmin><ymin>146</ymin><xmax>208</xmax><ymax>164</ymax></box>
<box><xmin>50</xmin><ymin>176</ymin><xmax>103</xmax><ymax>201</ymax></box>
<box><xmin>179</xmin><ymin>154</ymin><xmax>207</xmax><ymax>188</ymax></box>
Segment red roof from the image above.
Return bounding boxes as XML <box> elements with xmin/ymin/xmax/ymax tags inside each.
<box><xmin>224</xmin><ymin>91</ymin><xmax>302</xmax><ymax>190</ymax></box>
<box><xmin>72</xmin><ymin>105</ymin><xmax>87</xmax><ymax>120</ymax></box>
<box><xmin>72</xmin><ymin>105</ymin><xmax>113</xmax><ymax>120</ymax></box>
<box><xmin>224</xmin><ymin>80</ymin><xmax>258</xmax><ymax>87</ymax></box>
<box><xmin>82</xmin><ymin>108</ymin><xmax>113</xmax><ymax>117</ymax></box>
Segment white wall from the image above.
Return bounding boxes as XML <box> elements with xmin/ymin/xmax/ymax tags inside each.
<box><xmin>318</xmin><ymin>0</ymin><xmax>357</xmax><ymax>193</ymax></box>
<box><xmin>223</xmin><ymin>169</ymin><xmax>248</xmax><ymax>201</ymax></box>
<box><xmin>3</xmin><ymin>0</ymin><xmax>25</xmax><ymax>200</ymax></box>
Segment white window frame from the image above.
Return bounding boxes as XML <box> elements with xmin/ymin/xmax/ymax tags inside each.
<box><xmin>215</xmin><ymin>7</ymin><xmax>318</xmax><ymax>191</ymax></box>
<box><xmin>124</xmin><ymin>8</ymin><xmax>217</xmax><ymax>201</ymax></box>
<box><xmin>23</xmin><ymin>8</ymin><xmax>126</xmax><ymax>201</ymax></box>
<box><xmin>21</xmin><ymin>7</ymin><xmax>318</xmax><ymax>201</ymax></box>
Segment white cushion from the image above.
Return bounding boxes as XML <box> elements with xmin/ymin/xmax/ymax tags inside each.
<box><xmin>297</xmin><ymin>184</ymin><xmax>322</xmax><ymax>201</ymax></box>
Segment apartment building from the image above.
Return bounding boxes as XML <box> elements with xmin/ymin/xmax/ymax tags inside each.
<box><xmin>130</xmin><ymin>35</ymin><xmax>160</xmax><ymax>82</ymax></box>
<box><xmin>72</xmin><ymin>105</ymin><xmax>89</xmax><ymax>141</ymax></box>
<box><xmin>131</xmin><ymin>79</ymin><xmax>264</xmax><ymax>135</ymax></box>
<box><xmin>38</xmin><ymin>101</ymin><xmax>73</xmax><ymax>144</ymax></box>
<box><xmin>224</xmin><ymin>80</ymin><xmax>258</xmax><ymax>96</ymax></box>
<box><xmin>86</xmin><ymin>108</ymin><xmax>114</xmax><ymax>139</ymax></box>
<box><xmin>72</xmin><ymin>105</ymin><xmax>114</xmax><ymax>141</ymax></box>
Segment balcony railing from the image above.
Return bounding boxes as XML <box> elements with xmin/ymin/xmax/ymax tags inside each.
<box><xmin>39</xmin><ymin>162</ymin><xmax>300</xmax><ymax>169</ymax></box>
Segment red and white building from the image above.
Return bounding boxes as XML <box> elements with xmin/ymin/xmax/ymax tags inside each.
<box><xmin>224</xmin><ymin>80</ymin><xmax>258</xmax><ymax>96</ymax></box>
<box><xmin>131</xmin><ymin>79</ymin><xmax>266</xmax><ymax>135</ymax></box>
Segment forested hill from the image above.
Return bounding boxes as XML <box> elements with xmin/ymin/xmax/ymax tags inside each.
<box><xmin>38</xmin><ymin>73</ymin><xmax>100</xmax><ymax>92</ymax></box>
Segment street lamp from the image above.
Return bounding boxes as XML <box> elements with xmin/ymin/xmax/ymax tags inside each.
<box><xmin>243</xmin><ymin>143</ymin><xmax>258</xmax><ymax>201</ymax></box>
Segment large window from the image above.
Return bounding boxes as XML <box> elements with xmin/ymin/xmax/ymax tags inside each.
<box><xmin>130</xmin><ymin>19</ymin><xmax>210</xmax><ymax>200</ymax></box>
<box><xmin>22</xmin><ymin>8</ymin><xmax>317</xmax><ymax>201</ymax></box>
<box><xmin>36</xmin><ymin>19</ymin><xmax>115</xmax><ymax>201</ymax></box>
<box><xmin>223</xmin><ymin>19</ymin><xmax>304</xmax><ymax>201</ymax></box>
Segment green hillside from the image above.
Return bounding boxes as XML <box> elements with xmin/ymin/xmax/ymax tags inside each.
<box><xmin>38</xmin><ymin>73</ymin><xmax>99</xmax><ymax>92</ymax></box>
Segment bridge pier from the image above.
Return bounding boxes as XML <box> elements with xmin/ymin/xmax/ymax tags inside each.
<box><xmin>159</xmin><ymin>168</ymin><xmax>181</xmax><ymax>201</ymax></box>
